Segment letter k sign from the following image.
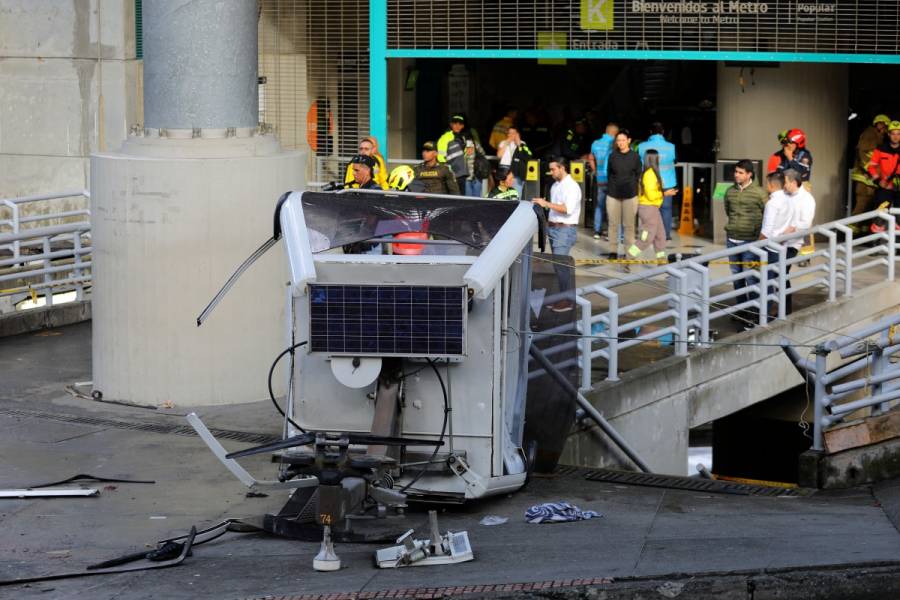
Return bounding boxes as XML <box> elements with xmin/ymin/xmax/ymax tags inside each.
<box><xmin>581</xmin><ymin>0</ymin><xmax>614</xmax><ymax>30</ymax></box>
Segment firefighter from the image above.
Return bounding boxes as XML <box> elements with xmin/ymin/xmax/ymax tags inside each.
<box><xmin>767</xmin><ymin>128</ymin><xmax>813</xmax><ymax>186</ymax></box>
<box><xmin>851</xmin><ymin>114</ymin><xmax>890</xmax><ymax>217</ymax></box>
<box><xmin>866</xmin><ymin>120</ymin><xmax>900</xmax><ymax>232</ymax></box>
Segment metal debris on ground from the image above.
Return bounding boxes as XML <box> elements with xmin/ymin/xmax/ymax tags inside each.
<box><xmin>0</xmin><ymin>488</ymin><xmax>98</xmax><ymax>498</ymax></box>
<box><xmin>525</xmin><ymin>501</ymin><xmax>601</xmax><ymax>523</ymax></box>
<box><xmin>375</xmin><ymin>511</ymin><xmax>474</xmax><ymax>568</ymax></box>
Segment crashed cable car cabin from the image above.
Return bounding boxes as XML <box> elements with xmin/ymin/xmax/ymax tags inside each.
<box><xmin>278</xmin><ymin>190</ymin><xmax>538</xmax><ymax>502</ymax></box>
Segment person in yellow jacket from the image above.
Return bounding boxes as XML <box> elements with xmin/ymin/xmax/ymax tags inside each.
<box><xmin>851</xmin><ymin>114</ymin><xmax>890</xmax><ymax>216</ymax></box>
<box><xmin>344</xmin><ymin>136</ymin><xmax>388</xmax><ymax>189</ymax></box>
<box><xmin>627</xmin><ymin>150</ymin><xmax>678</xmax><ymax>261</ymax></box>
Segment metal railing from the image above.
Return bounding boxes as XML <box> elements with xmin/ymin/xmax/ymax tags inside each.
<box><xmin>529</xmin><ymin>208</ymin><xmax>899</xmax><ymax>392</ymax></box>
<box><xmin>783</xmin><ymin>313</ymin><xmax>900</xmax><ymax>451</ymax></box>
<box><xmin>0</xmin><ymin>190</ymin><xmax>91</xmax><ymax>307</ymax></box>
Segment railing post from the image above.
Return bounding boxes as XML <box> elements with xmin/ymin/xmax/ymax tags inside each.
<box><xmin>669</xmin><ymin>268</ymin><xmax>689</xmax><ymax>357</ymax></box>
<box><xmin>843</xmin><ymin>224</ymin><xmax>854</xmax><ymax>296</ymax></box>
<box><xmin>886</xmin><ymin>212</ymin><xmax>896</xmax><ymax>281</ymax></box>
<box><xmin>41</xmin><ymin>237</ymin><xmax>53</xmax><ymax>306</ymax></box>
<box><xmin>73</xmin><ymin>232</ymin><xmax>84</xmax><ymax>301</ymax></box>
<box><xmin>750</xmin><ymin>246</ymin><xmax>768</xmax><ymax>326</ymax></box>
<box><xmin>575</xmin><ymin>295</ymin><xmax>593</xmax><ymax>392</ymax></box>
<box><xmin>686</xmin><ymin>262</ymin><xmax>710</xmax><ymax>348</ymax></box>
<box><xmin>10</xmin><ymin>201</ymin><xmax>20</xmax><ymax>260</ymax></box>
<box><xmin>813</xmin><ymin>346</ymin><xmax>829</xmax><ymax>452</ymax></box>
<box><xmin>774</xmin><ymin>243</ymin><xmax>787</xmax><ymax>320</ymax></box>
<box><xmin>823</xmin><ymin>229</ymin><xmax>837</xmax><ymax>302</ymax></box>
<box><xmin>607</xmin><ymin>292</ymin><xmax>620</xmax><ymax>382</ymax></box>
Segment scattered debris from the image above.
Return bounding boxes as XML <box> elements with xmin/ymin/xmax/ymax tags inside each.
<box><xmin>0</xmin><ymin>488</ymin><xmax>98</xmax><ymax>499</ymax></box>
<box><xmin>656</xmin><ymin>581</ymin><xmax>686</xmax><ymax>598</ymax></box>
<box><xmin>375</xmin><ymin>511</ymin><xmax>473</xmax><ymax>568</ymax></box>
<box><xmin>525</xmin><ymin>501</ymin><xmax>601</xmax><ymax>524</ymax></box>
<box><xmin>25</xmin><ymin>474</ymin><xmax>155</xmax><ymax>489</ymax></box>
<box><xmin>0</xmin><ymin>528</ymin><xmax>196</xmax><ymax>587</ymax></box>
<box><xmin>479</xmin><ymin>515</ymin><xmax>508</xmax><ymax>526</ymax></box>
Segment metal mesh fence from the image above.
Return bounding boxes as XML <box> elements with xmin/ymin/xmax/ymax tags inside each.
<box><xmin>387</xmin><ymin>0</ymin><xmax>900</xmax><ymax>55</ymax></box>
<box><xmin>258</xmin><ymin>0</ymin><xmax>371</xmax><ymax>182</ymax></box>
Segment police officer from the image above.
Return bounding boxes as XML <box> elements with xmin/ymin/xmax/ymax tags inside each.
<box><xmin>488</xmin><ymin>167</ymin><xmax>519</xmax><ymax>200</ymax></box>
<box><xmin>412</xmin><ymin>141</ymin><xmax>459</xmax><ymax>195</ymax></box>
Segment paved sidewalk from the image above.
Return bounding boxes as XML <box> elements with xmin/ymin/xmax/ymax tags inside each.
<box><xmin>2</xmin><ymin>323</ymin><xmax>900</xmax><ymax>599</ymax></box>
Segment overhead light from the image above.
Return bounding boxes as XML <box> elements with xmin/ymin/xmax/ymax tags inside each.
<box><xmin>848</xmin><ymin>111</ymin><xmax>859</xmax><ymax>121</ymax></box>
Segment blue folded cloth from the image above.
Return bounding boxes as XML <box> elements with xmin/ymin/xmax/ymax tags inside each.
<box><xmin>525</xmin><ymin>501</ymin><xmax>601</xmax><ymax>524</ymax></box>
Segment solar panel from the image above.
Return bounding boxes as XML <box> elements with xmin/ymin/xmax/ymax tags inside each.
<box><xmin>308</xmin><ymin>284</ymin><xmax>466</xmax><ymax>357</ymax></box>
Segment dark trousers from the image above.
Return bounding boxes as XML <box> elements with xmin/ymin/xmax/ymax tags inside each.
<box><xmin>456</xmin><ymin>176</ymin><xmax>468</xmax><ymax>196</ymax></box>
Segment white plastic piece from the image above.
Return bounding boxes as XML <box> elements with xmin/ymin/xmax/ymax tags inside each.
<box><xmin>463</xmin><ymin>201</ymin><xmax>537</xmax><ymax>299</ymax></box>
<box><xmin>0</xmin><ymin>488</ymin><xmax>98</xmax><ymax>498</ymax></box>
<box><xmin>331</xmin><ymin>356</ymin><xmax>382</xmax><ymax>389</ymax></box>
<box><xmin>279</xmin><ymin>191</ymin><xmax>318</xmax><ymax>296</ymax></box>
<box><xmin>313</xmin><ymin>526</ymin><xmax>341</xmax><ymax>572</ymax></box>
<box><xmin>375</xmin><ymin>531</ymin><xmax>473</xmax><ymax>568</ymax></box>
<box><xmin>185</xmin><ymin>412</ymin><xmax>319</xmax><ymax>491</ymax></box>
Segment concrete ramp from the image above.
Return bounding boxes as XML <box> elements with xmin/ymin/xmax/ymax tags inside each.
<box><xmin>562</xmin><ymin>281</ymin><xmax>900</xmax><ymax>475</ymax></box>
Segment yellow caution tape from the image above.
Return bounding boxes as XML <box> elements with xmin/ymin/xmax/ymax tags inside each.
<box><xmin>712</xmin><ymin>474</ymin><xmax>799</xmax><ymax>489</ymax></box>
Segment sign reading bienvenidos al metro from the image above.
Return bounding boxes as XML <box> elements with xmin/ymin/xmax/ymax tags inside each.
<box><xmin>387</xmin><ymin>0</ymin><xmax>893</xmax><ymax>55</ymax></box>
<box><xmin>628</xmin><ymin>1</ymin><xmax>836</xmax><ymax>26</ymax></box>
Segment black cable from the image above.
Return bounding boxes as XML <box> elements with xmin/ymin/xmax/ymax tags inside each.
<box><xmin>268</xmin><ymin>340</ymin><xmax>308</xmax><ymax>432</ymax></box>
<box><xmin>399</xmin><ymin>358</ymin><xmax>450</xmax><ymax>493</ymax></box>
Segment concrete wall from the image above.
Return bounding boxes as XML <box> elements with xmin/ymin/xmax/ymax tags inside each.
<box><xmin>716</xmin><ymin>62</ymin><xmax>849</xmax><ymax>224</ymax></box>
<box><xmin>561</xmin><ymin>281</ymin><xmax>900</xmax><ymax>475</ymax></box>
<box><xmin>387</xmin><ymin>58</ymin><xmax>418</xmax><ymax>162</ymax></box>
<box><xmin>0</xmin><ymin>0</ymin><xmax>141</xmax><ymax>199</ymax></box>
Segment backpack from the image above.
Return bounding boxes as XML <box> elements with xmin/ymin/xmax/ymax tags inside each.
<box><xmin>474</xmin><ymin>152</ymin><xmax>492</xmax><ymax>180</ymax></box>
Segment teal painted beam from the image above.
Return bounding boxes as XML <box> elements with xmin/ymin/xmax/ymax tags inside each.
<box><xmin>369</xmin><ymin>0</ymin><xmax>388</xmax><ymax>151</ymax></box>
<box><xmin>384</xmin><ymin>48</ymin><xmax>900</xmax><ymax>65</ymax></box>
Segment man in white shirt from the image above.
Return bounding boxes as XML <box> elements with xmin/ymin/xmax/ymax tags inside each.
<box><xmin>759</xmin><ymin>171</ymin><xmax>793</xmax><ymax>318</ymax></box>
<box><xmin>781</xmin><ymin>169</ymin><xmax>816</xmax><ymax>314</ymax></box>
<box><xmin>533</xmin><ymin>156</ymin><xmax>582</xmax><ymax>312</ymax></box>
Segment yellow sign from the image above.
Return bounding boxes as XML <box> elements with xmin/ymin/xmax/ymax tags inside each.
<box><xmin>580</xmin><ymin>0</ymin><xmax>614</xmax><ymax>31</ymax></box>
<box><xmin>526</xmin><ymin>160</ymin><xmax>540</xmax><ymax>182</ymax></box>
<box><xmin>571</xmin><ymin>161</ymin><xmax>585</xmax><ymax>183</ymax></box>
<box><xmin>537</xmin><ymin>32</ymin><xmax>567</xmax><ymax>65</ymax></box>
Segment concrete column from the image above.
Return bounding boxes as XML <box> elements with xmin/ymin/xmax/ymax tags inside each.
<box><xmin>716</xmin><ymin>62</ymin><xmax>849</xmax><ymax>223</ymax></box>
<box><xmin>143</xmin><ymin>0</ymin><xmax>258</xmax><ymax>131</ymax></box>
<box><xmin>91</xmin><ymin>1</ymin><xmax>305</xmax><ymax>407</ymax></box>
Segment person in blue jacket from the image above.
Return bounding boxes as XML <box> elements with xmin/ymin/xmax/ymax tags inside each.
<box><xmin>588</xmin><ymin>122</ymin><xmax>619</xmax><ymax>240</ymax></box>
<box><xmin>638</xmin><ymin>123</ymin><xmax>678</xmax><ymax>239</ymax></box>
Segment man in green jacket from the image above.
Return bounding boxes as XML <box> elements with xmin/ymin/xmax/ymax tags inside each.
<box><xmin>724</xmin><ymin>159</ymin><xmax>767</xmax><ymax>328</ymax></box>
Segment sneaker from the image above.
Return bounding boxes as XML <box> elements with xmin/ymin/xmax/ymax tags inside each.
<box><xmin>593</xmin><ymin>232</ymin><xmax>601</xmax><ymax>240</ymax></box>
<box><xmin>549</xmin><ymin>299</ymin><xmax>575</xmax><ymax>313</ymax></box>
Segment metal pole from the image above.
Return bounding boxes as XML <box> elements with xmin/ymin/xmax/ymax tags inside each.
<box><xmin>607</xmin><ymin>293</ymin><xmax>620</xmax><ymax>381</ymax></box>
<box><xmin>369</xmin><ymin>0</ymin><xmax>388</xmax><ymax>151</ymax></box>
<box><xmin>528</xmin><ymin>343</ymin><xmax>651</xmax><ymax>472</ymax></box>
<box><xmin>813</xmin><ymin>347</ymin><xmax>829</xmax><ymax>452</ymax></box>
<box><xmin>575</xmin><ymin>295</ymin><xmax>593</xmax><ymax>392</ymax></box>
